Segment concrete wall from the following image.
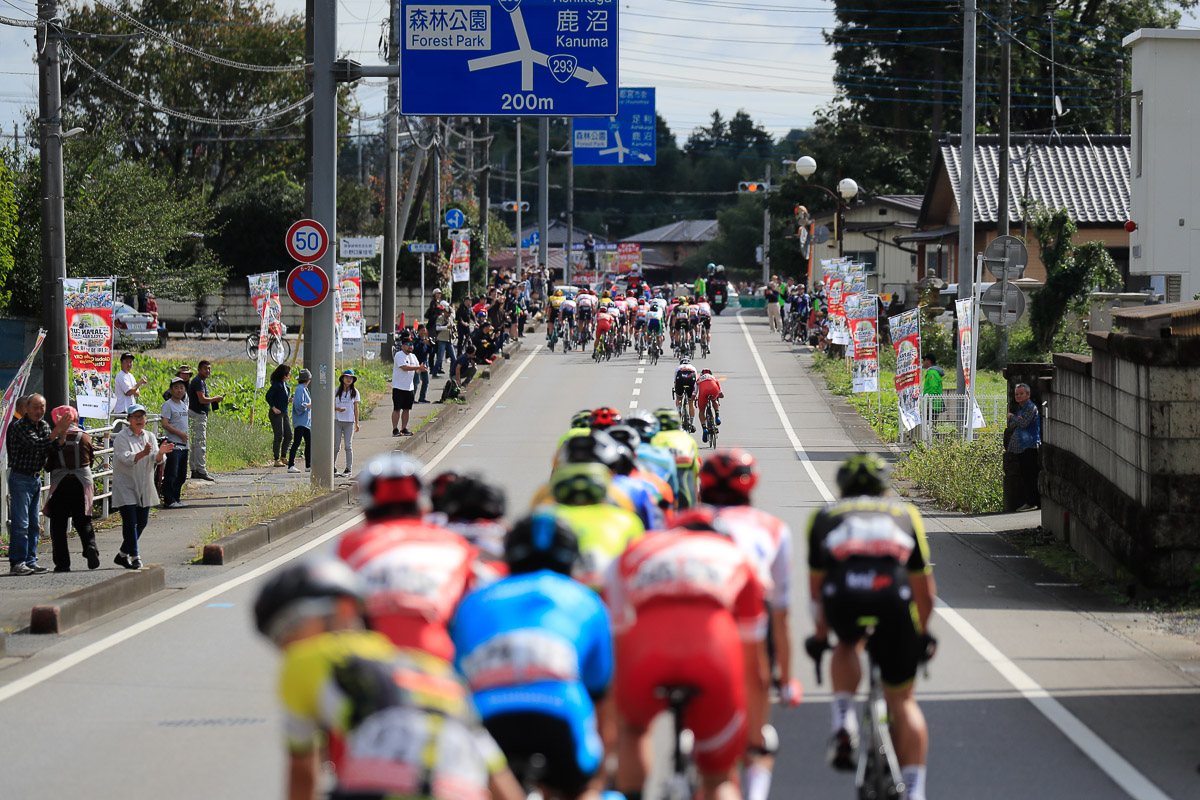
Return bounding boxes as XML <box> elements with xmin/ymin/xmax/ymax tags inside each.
<box><xmin>1040</xmin><ymin>314</ymin><xmax>1200</xmax><ymax>589</ymax></box>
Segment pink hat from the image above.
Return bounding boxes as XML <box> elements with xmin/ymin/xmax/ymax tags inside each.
<box><xmin>51</xmin><ymin>405</ymin><xmax>79</xmax><ymax>426</ymax></box>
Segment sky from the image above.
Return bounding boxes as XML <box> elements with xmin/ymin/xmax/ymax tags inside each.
<box><xmin>1</xmin><ymin>1</ymin><xmax>1199</xmax><ymax>149</ymax></box>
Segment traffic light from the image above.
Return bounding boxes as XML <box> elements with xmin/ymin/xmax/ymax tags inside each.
<box><xmin>501</xmin><ymin>201</ymin><xmax>530</xmax><ymax>212</ymax></box>
<box><xmin>738</xmin><ymin>181</ymin><xmax>770</xmax><ymax>193</ymax></box>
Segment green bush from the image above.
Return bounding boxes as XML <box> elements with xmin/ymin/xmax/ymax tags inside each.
<box><xmin>895</xmin><ymin>429</ymin><xmax>1004</xmax><ymax>513</ymax></box>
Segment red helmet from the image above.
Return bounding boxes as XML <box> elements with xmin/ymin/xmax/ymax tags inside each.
<box><xmin>589</xmin><ymin>406</ymin><xmax>623</xmax><ymax>429</ymax></box>
<box><xmin>698</xmin><ymin>448</ymin><xmax>758</xmax><ymax>505</ymax></box>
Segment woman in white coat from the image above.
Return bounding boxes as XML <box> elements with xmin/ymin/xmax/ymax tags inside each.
<box><xmin>112</xmin><ymin>404</ymin><xmax>173</xmax><ymax>569</ymax></box>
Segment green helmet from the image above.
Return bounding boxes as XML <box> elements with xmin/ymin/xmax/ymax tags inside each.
<box><xmin>654</xmin><ymin>407</ymin><xmax>682</xmax><ymax>432</ymax></box>
<box><xmin>570</xmin><ymin>409</ymin><xmax>593</xmax><ymax>429</ymax></box>
<box><xmin>550</xmin><ymin>462</ymin><xmax>611</xmax><ymax>506</ymax></box>
<box><xmin>836</xmin><ymin>453</ymin><xmax>891</xmax><ymax>497</ymax></box>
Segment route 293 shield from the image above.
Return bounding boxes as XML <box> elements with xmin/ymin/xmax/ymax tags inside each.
<box><xmin>399</xmin><ymin>0</ymin><xmax>619</xmax><ymax>116</ymax></box>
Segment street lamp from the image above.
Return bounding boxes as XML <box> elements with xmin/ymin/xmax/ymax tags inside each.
<box><xmin>786</xmin><ymin>156</ymin><xmax>857</xmax><ymax>258</ymax></box>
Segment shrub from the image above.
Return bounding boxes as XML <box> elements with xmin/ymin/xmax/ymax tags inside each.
<box><xmin>895</xmin><ymin>428</ymin><xmax>1004</xmax><ymax>513</ymax></box>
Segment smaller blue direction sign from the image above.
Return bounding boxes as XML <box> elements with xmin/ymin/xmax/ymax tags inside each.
<box><xmin>572</xmin><ymin>88</ymin><xmax>656</xmax><ymax>166</ymax></box>
<box><xmin>408</xmin><ymin>242</ymin><xmax>439</xmax><ymax>253</ymax></box>
<box><xmin>444</xmin><ymin>209</ymin><xmax>466</xmax><ymax>229</ymax></box>
<box><xmin>287</xmin><ymin>264</ymin><xmax>330</xmax><ymax>308</ymax></box>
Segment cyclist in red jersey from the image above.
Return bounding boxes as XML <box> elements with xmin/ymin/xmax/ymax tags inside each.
<box><xmin>336</xmin><ymin>453</ymin><xmax>488</xmax><ymax>661</ymax></box>
<box><xmin>595</xmin><ymin>307</ymin><xmax>615</xmax><ymax>355</ymax></box>
<box><xmin>427</xmin><ymin>472</ymin><xmax>508</xmax><ymax>565</ymax></box>
<box><xmin>696</xmin><ymin>368</ymin><xmax>724</xmax><ymax>444</ymax></box>
<box><xmin>604</xmin><ymin>510</ymin><xmax>769</xmax><ymax>800</ymax></box>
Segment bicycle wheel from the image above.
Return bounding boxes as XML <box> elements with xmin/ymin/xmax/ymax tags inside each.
<box><xmin>706</xmin><ymin>406</ymin><xmax>717</xmax><ymax>448</ymax></box>
<box><xmin>184</xmin><ymin>319</ymin><xmax>202</xmax><ymax>340</ymax></box>
<box><xmin>215</xmin><ymin>320</ymin><xmax>231</xmax><ymax>341</ymax></box>
<box><xmin>245</xmin><ymin>333</ymin><xmax>259</xmax><ymax>359</ymax></box>
<box><xmin>269</xmin><ymin>336</ymin><xmax>290</xmax><ymax>365</ymax></box>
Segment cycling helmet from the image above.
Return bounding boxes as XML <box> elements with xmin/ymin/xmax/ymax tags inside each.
<box><xmin>654</xmin><ymin>408</ymin><xmax>683</xmax><ymax>432</ymax></box>
<box><xmin>557</xmin><ymin>430</ymin><xmax>622</xmax><ymax>470</ymax></box>
<box><xmin>608</xmin><ymin>443</ymin><xmax>637</xmax><ymax>476</ymax></box>
<box><xmin>679</xmin><ymin>356</ymin><xmax>691</xmax><ymax>366</ymax></box>
<box><xmin>440</xmin><ymin>473</ymin><xmax>507</xmax><ymax>521</ymax></box>
<box><xmin>700</xmin><ymin>368</ymin><xmax>713</xmax><ymax>376</ymax></box>
<box><xmin>626</xmin><ymin>410</ymin><xmax>662</xmax><ymax>442</ymax></box>
<box><xmin>505</xmin><ymin>510</ymin><xmax>579</xmax><ymax>576</ymax></box>
<box><xmin>570</xmin><ymin>409</ymin><xmax>593</xmax><ymax>429</ymax></box>
<box><xmin>670</xmin><ymin>507</ymin><xmax>733</xmax><ymax>538</ymax></box>
<box><xmin>836</xmin><ymin>453</ymin><xmax>891</xmax><ymax>497</ymax></box>
<box><xmin>699</xmin><ymin>448</ymin><xmax>758</xmax><ymax>506</ymax></box>
<box><xmin>254</xmin><ymin>559</ymin><xmax>363</xmax><ymax>644</ymax></box>
<box><xmin>550</xmin><ymin>462</ymin><xmax>612</xmax><ymax>506</ymax></box>
<box><xmin>716</xmin><ymin>264</ymin><xmax>725</xmax><ymax>273</ymax></box>
<box><xmin>707</xmin><ymin>262</ymin><xmax>715</xmax><ymax>272</ymax></box>
<box><xmin>429</xmin><ymin>470</ymin><xmax>460</xmax><ymax>513</ymax></box>
<box><xmin>358</xmin><ymin>453</ymin><xmax>425</xmax><ymax>518</ymax></box>
<box><xmin>555</xmin><ymin>289</ymin><xmax>563</xmax><ymax>297</ymax></box>
<box><xmin>606</xmin><ymin>424</ymin><xmax>641</xmax><ymax>452</ymax></box>
<box><xmin>589</xmin><ymin>406</ymin><xmax>623</xmax><ymax>429</ymax></box>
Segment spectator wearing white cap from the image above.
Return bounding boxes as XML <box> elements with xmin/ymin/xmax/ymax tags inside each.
<box><xmin>112</xmin><ymin>352</ymin><xmax>147</xmax><ymax>417</ymax></box>
<box><xmin>159</xmin><ymin>378</ymin><xmax>190</xmax><ymax>508</ymax></box>
<box><xmin>112</xmin><ymin>404</ymin><xmax>174</xmax><ymax>569</ymax></box>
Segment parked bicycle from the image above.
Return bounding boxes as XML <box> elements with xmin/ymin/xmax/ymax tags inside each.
<box><xmin>183</xmin><ymin>307</ymin><xmax>231</xmax><ymax>341</ymax></box>
<box><xmin>245</xmin><ymin>323</ymin><xmax>292</xmax><ymax>365</ymax></box>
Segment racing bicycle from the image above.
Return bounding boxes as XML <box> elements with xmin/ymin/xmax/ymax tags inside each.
<box><xmin>675</xmin><ymin>389</ymin><xmax>696</xmax><ymax>433</ymax></box>
<box><xmin>703</xmin><ymin>402</ymin><xmax>718</xmax><ymax>449</ymax></box>
<box><xmin>649</xmin><ymin>338</ymin><xmax>661</xmax><ymax>366</ymax></box>
<box><xmin>547</xmin><ymin>320</ymin><xmax>560</xmax><ymax>352</ymax></box>
<box><xmin>184</xmin><ymin>307</ymin><xmax>230</xmax><ymax>341</ymax></box>
<box><xmin>655</xmin><ymin>685</ymin><xmax>700</xmax><ymax>800</ymax></box>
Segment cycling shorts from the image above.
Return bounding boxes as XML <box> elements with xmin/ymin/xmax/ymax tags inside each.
<box><xmin>701</xmin><ymin>317</ymin><xmax>711</xmax><ymax>329</ymax></box>
<box><xmin>634</xmin><ymin>317</ymin><xmax>647</xmax><ymax>329</ymax></box>
<box><xmin>821</xmin><ymin>557</ymin><xmax>922</xmax><ymax>688</ymax></box>
<box><xmin>648</xmin><ymin>319</ymin><xmax>662</xmax><ymax>333</ymax></box>
<box><xmin>561</xmin><ymin>306</ymin><xmax>575</xmax><ymax>319</ymax></box>
<box><xmin>578</xmin><ymin>306</ymin><xmax>593</xmax><ymax>321</ymax></box>
<box><xmin>674</xmin><ymin>317</ymin><xmax>690</xmax><ymax>330</ymax></box>
<box><xmin>548</xmin><ymin>306</ymin><xmax>559</xmax><ymax>323</ymax></box>
<box><xmin>615</xmin><ymin>603</ymin><xmax>747</xmax><ymax>773</ymax></box>
<box><xmin>596</xmin><ymin>318</ymin><xmax>613</xmax><ymax>333</ymax></box>
<box><xmin>674</xmin><ymin>375</ymin><xmax>696</xmax><ymax>398</ymax></box>
<box><xmin>484</xmin><ymin>711</ymin><xmax>600</xmax><ymax>798</ymax></box>
<box><xmin>697</xmin><ymin>381</ymin><xmax>721</xmax><ymax>415</ymax></box>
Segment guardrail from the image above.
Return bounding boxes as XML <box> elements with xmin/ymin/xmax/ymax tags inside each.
<box><xmin>2</xmin><ymin>415</ymin><xmax>162</xmax><ymax>540</ymax></box>
<box><xmin>905</xmin><ymin>393</ymin><xmax>1008</xmax><ymax>445</ymax></box>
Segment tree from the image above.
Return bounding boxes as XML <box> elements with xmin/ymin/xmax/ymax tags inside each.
<box><xmin>1027</xmin><ymin>204</ymin><xmax>1121</xmax><ymax>351</ymax></box>
<box><xmin>0</xmin><ymin>153</ymin><xmax>16</xmax><ymax>311</ymax></box>
<box><xmin>207</xmin><ymin>171</ymin><xmax>304</xmax><ymax>281</ymax></box>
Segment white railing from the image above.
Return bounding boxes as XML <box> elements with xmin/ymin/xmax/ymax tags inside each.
<box><xmin>1</xmin><ymin>415</ymin><xmax>161</xmax><ymax>541</ymax></box>
<box><xmin>903</xmin><ymin>393</ymin><xmax>1008</xmax><ymax>445</ymax></box>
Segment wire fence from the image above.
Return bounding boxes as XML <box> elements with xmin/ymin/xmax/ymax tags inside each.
<box><xmin>902</xmin><ymin>393</ymin><xmax>1009</xmax><ymax>445</ymax></box>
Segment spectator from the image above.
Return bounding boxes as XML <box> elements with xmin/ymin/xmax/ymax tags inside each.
<box><xmin>333</xmin><ymin>369</ymin><xmax>360</xmax><ymax>477</ymax></box>
<box><xmin>6</xmin><ymin>393</ymin><xmax>64</xmax><ymax>574</ymax></box>
<box><xmin>112</xmin><ymin>352</ymin><xmax>148</xmax><ymax>417</ymax></box>
<box><xmin>187</xmin><ymin>360</ymin><xmax>224</xmax><ymax>481</ymax></box>
<box><xmin>12</xmin><ymin>394</ymin><xmax>27</xmax><ymax>420</ymax></box>
<box><xmin>112</xmin><ymin>404</ymin><xmax>173</xmax><ymax>570</ymax></box>
<box><xmin>764</xmin><ymin>282</ymin><xmax>781</xmax><ymax>332</ymax></box>
<box><xmin>44</xmin><ymin>405</ymin><xmax>99</xmax><ymax>572</ymax></box>
<box><xmin>922</xmin><ymin>354</ymin><xmax>945</xmax><ymax>420</ymax></box>
<box><xmin>472</xmin><ymin>321</ymin><xmax>498</xmax><ymax>363</ymax></box>
<box><xmin>456</xmin><ymin>296</ymin><xmax>474</xmax><ymax>351</ymax></box>
<box><xmin>433</xmin><ymin>303</ymin><xmax>455</xmax><ymax>377</ymax></box>
<box><xmin>266</xmin><ymin>364</ymin><xmax>293</xmax><ymax>467</ymax></box>
<box><xmin>145</xmin><ymin>290</ymin><xmax>158</xmax><ymax>317</ymax></box>
<box><xmin>136</xmin><ymin>282</ymin><xmax>148</xmax><ymax>313</ymax></box>
<box><xmin>159</xmin><ymin>377</ymin><xmax>191</xmax><ymax>508</ymax></box>
<box><xmin>1006</xmin><ymin>383</ymin><xmax>1042</xmax><ymax>511</ymax></box>
<box><xmin>391</xmin><ymin>335</ymin><xmax>426</xmax><ymax>437</ymax></box>
<box><xmin>413</xmin><ymin>324</ymin><xmax>433</xmax><ymax>404</ymax></box>
<box><xmin>162</xmin><ymin>364</ymin><xmax>194</xmax><ymax>403</ymax></box>
<box><xmin>425</xmin><ymin>288</ymin><xmax>445</xmax><ymax>330</ymax></box>
<box><xmin>288</xmin><ymin>369</ymin><xmax>312</xmax><ymax>473</ymax></box>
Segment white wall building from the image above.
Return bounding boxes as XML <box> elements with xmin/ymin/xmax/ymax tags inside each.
<box><xmin>1125</xmin><ymin>28</ymin><xmax>1200</xmax><ymax>303</ymax></box>
<box><xmin>813</xmin><ymin>195</ymin><xmax>922</xmax><ymax>301</ymax></box>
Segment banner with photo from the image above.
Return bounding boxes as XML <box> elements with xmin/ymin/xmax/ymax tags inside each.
<box><xmin>890</xmin><ymin>309</ymin><xmax>922</xmax><ymax>431</ymax></box>
<box><xmin>955</xmin><ymin>298</ymin><xmax>986</xmax><ymax>429</ymax></box>
<box><xmin>451</xmin><ymin>239</ymin><xmax>471</xmax><ymax>283</ymax></box>
<box><xmin>247</xmin><ymin>272</ymin><xmax>279</xmax><ymax>318</ymax></box>
<box><xmin>338</xmin><ymin>262</ymin><xmax>363</xmax><ymax>340</ymax></box>
<box><xmin>846</xmin><ymin>293</ymin><xmax>879</xmax><ymax>393</ymax></box>
<box><xmin>828</xmin><ymin>272</ymin><xmax>849</xmax><ymax>346</ymax></box>
<box><xmin>64</xmin><ymin>277</ymin><xmax>115</xmax><ymax>419</ymax></box>
<box><xmin>617</xmin><ymin>242</ymin><xmax>641</xmax><ymax>274</ymax></box>
<box><xmin>254</xmin><ymin>293</ymin><xmax>270</xmax><ymax>390</ymax></box>
<box><xmin>0</xmin><ymin>329</ymin><xmax>47</xmax><ymax>458</ymax></box>
<box><xmin>333</xmin><ymin>278</ymin><xmax>344</xmax><ymax>354</ymax></box>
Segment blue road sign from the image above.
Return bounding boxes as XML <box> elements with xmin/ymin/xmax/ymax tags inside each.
<box><xmin>444</xmin><ymin>208</ymin><xmax>466</xmax><ymax>229</ymax></box>
<box><xmin>572</xmin><ymin>87</ymin><xmax>656</xmax><ymax>166</ymax></box>
<box><xmin>398</xmin><ymin>0</ymin><xmax>619</xmax><ymax>116</ymax></box>
<box><xmin>408</xmin><ymin>242</ymin><xmax>439</xmax><ymax>253</ymax></box>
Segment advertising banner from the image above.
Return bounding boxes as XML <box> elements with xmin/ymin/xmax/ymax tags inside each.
<box><xmin>617</xmin><ymin>242</ymin><xmax>641</xmax><ymax>274</ymax></box>
<box><xmin>451</xmin><ymin>239</ymin><xmax>471</xmax><ymax>283</ymax></box>
<box><xmin>828</xmin><ymin>273</ymin><xmax>848</xmax><ymax>346</ymax></box>
<box><xmin>248</xmin><ymin>272</ymin><xmax>279</xmax><ymax>318</ymax></box>
<box><xmin>846</xmin><ymin>293</ymin><xmax>879</xmax><ymax>393</ymax></box>
<box><xmin>955</xmin><ymin>298</ymin><xmax>986</xmax><ymax>429</ymax></box>
<box><xmin>0</xmin><ymin>329</ymin><xmax>47</xmax><ymax>458</ymax></box>
<box><xmin>255</xmin><ymin>294</ymin><xmax>270</xmax><ymax>390</ymax></box>
<box><xmin>338</xmin><ymin>262</ymin><xmax>363</xmax><ymax>340</ymax></box>
<box><xmin>64</xmin><ymin>277</ymin><xmax>115</xmax><ymax>419</ymax></box>
<box><xmin>890</xmin><ymin>309</ymin><xmax>922</xmax><ymax>431</ymax></box>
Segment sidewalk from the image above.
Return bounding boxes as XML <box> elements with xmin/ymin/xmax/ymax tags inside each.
<box><xmin>0</xmin><ymin>341</ymin><xmax>521</xmax><ymax>638</ymax></box>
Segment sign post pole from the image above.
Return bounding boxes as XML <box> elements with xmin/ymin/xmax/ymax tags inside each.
<box><xmin>420</xmin><ymin>252</ymin><xmax>426</xmax><ymax>316</ymax></box>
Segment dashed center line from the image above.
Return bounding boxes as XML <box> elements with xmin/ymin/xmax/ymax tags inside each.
<box><xmin>632</xmin><ymin>388</ymin><xmax>640</xmax><ymax>396</ymax></box>
<box><xmin>637</xmin><ymin>367</ymin><xmax>645</xmax><ymax>374</ymax></box>
<box><xmin>634</xmin><ymin>377</ymin><xmax>643</xmax><ymax>385</ymax></box>
<box><xmin>629</xmin><ymin>400</ymin><xmax>638</xmax><ymax>409</ymax></box>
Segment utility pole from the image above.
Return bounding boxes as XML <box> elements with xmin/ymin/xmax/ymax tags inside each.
<box><xmin>538</xmin><ymin>118</ymin><xmax>549</xmax><ymax>274</ymax></box>
<box><xmin>566</xmin><ymin>133</ymin><xmax>574</xmax><ymax>286</ymax></box>
<box><xmin>309</xmin><ymin>0</ymin><xmax>338</xmax><ymax>489</ymax></box>
<box><xmin>996</xmin><ymin>0</ymin><xmax>1011</xmax><ymax>368</ymax></box>
<box><xmin>430</xmin><ymin>120</ymin><xmax>441</xmax><ymax>247</ymax></box>
<box><xmin>761</xmin><ymin>163</ymin><xmax>771</xmax><ymax>286</ymax></box>
<box><xmin>515</xmin><ymin>118</ymin><xmax>523</xmax><ymax>275</ymax></box>
<box><xmin>38</xmin><ymin>0</ymin><xmax>68</xmax><ymax>409</ymax></box>
<box><xmin>479</xmin><ymin>118</ymin><xmax>491</xmax><ymax>287</ymax></box>
<box><xmin>958</xmin><ymin>0</ymin><xmax>978</xmax><ymax>440</ymax></box>
<box><xmin>380</xmin><ymin>0</ymin><xmax>398</xmax><ymax>358</ymax></box>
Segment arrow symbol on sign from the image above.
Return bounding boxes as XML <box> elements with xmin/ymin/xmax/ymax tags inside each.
<box><xmin>635</xmin><ymin>152</ymin><xmax>652</xmax><ymax>162</ymax></box>
<box><xmin>572</xmin><ymin>65</ymin><xmax>608</xmax><ymax>87</ymax></box>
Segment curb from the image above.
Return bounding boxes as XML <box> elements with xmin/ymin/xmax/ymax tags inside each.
<box><xmin>0</xmin><ymin>631</ymin><xmax>5</xmax><ymax>657</ymax></box>
<box><xmin>29</xmin><ymin>566</ymin><xmax>167</xmax><ymax>634</ymax></box>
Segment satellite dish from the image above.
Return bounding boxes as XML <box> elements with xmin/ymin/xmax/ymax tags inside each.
<box><xmin>1053</xmin><ymin>96</ymin><xmax>1067</xmax><ymax>117</ymax></box>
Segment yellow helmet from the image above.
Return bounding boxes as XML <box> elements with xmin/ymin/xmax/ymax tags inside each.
<box><xmin>555</xmin><ymin>289</ymin><xmax>563</xmax><ymax>297</ymax></box>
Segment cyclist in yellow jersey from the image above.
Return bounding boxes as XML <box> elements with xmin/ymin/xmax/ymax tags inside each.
<box><xmin>253</xmin><ymin>559</ymin><xmax>524</xmax><ymax>800</ymax></box>
<box><xmin>651</xmin><ymin>407</ymin><xmax>700</xmax><ymax>508</ymax></box>
<box><xmin>547</xmin><ymin>462</ymin><xmax>644</xmax><ymax>590</ymax></box>
<box><xmin>535</xmin><ymin>430</ymin><xmax>637</xmax><ymax>512</ymax></box>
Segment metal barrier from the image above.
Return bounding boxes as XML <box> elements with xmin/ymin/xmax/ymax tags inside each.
<box><xmin>1</xmin><ymin>415</ymin><xmax>161</xmax><ymax>540</ymax></box>
<box><xmin>910</xmin><ymin>394</ymin><xmax>1008</xmax><ymax>444</ymax></box>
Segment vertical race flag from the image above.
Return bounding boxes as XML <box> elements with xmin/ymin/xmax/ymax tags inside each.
<box><xmin>248</xmin><ymin>272</ymin><xmax>280</xmax><ymax>391</ymax></box>
<box><xmin>847</xmin><ymin>293</ymin><xmax>879</xmax><ymax>393</ymax></box>
<box><xmin>891</xmin><ymin>309</ymin><xmax>922</xmax><ymax>431</ymax></box>
<box><xmin>255</xmin><ymin>290</ymin><xmax>270</xmax><ymax>390</ymax></box>
<box><xmin>451</xmin><ymin>238</ymin><xmax>471</xmax><ymax>283</ymax></box>
<box><xmin>617</xmin><ymin>243</ymin><xmax>641</xmax><ymax>274</ymax></box>
<box><xmin>64</xmin><ymin>278</ymin><xmax>115</xmax><ymax>419</ymax></box>
<box><xmin>339</xmin><ymin>262</ymin><xmax>363</xmax><ymax>340</ymax></box>
<box><xmin>955</xmin><ymin>298</ymin><xmax>986</xmax><ymax>429</ymax></box>
<box><xmin>828</xmin><ymin>270</ymin><xmax>848</xmax><ymax>346</ymax></box>
<box><xmin>333</xmin><ymin>267</ymin><xmax>345</xmax><ymax>354</ymax></box>
<box><xmin>0</xmin><ymin>329</ymin><xmax>47</xmax><ymax>459</ymax></box>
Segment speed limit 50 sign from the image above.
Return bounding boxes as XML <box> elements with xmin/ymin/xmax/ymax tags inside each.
<box><xmin>285</xmin><ymin>218</ymin><xmax>329</xmax><ymax>263</ymax></box>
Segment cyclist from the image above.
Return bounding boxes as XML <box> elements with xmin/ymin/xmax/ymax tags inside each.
<box><xmin>646</xmin><ymin>301</ymin><xmax>665</xmax><ymax>355</ymax></box>
<box><xmin>428</xmin><ymin>472</ymin><xmax>508</xmax><ymax>563</ymax></box>
<box><xmin>605</xmin><ymin>509</ymin><xmax>769</xmax><ymax>800</ymax></box>
<box><xmin>254</xmin><ymin>559</ymin><xmax>523</xmax><ymax>800</ymax></box>
<box><xmin>549</xmin><ymin>461</ymin><xmax>644</xmax><ymax>590</ymax></box>
<box><xmin>336</xmin><ymin>453</ymin><xmax>484</xmax><ymax>661</ymax></box>
<box><xmin>577</xmin><ymin>289</ymin><xmax>597</xmax><ymax>345</ymax></box>
<box><xmin>606</xmin><ymin>424</ymin><xmax>675</xmax><ymax>518</ymax></box>
<box><xmin>547</xmin><ymin>289</ymin><xmax>565</xmax><ymax>342</ymax></box>
<box><xmin>561</xmin><ymin>292</ymin><xmax>578</xmax><ymax>347</ymax></box>
<box><xmin>603</xmin><ymin>432</ymin><xmax>667</xmax><ymax>529</ymax></box>
<box><xmin>557</xmin><ymin>409</ymin><xmax>594</xmax><ymax>452</ymax></box>
<box><xmin>632</xmin><ymin>300</ymin><xmax>648</xmax><ymax>352</ymax></box>
<box><xmin>806</xmin><ymin>454</ymin><xmax>937</xmax><ymax>800</ymax></box>
<box><xmin>623</xmin><ymin>410</ymin><xmax>681</xmax><ymax>505</ymax></box>
<box><xmin>651</xmin><ymin>408</ymin><xmax>700</xmax><ymax>509</ymax></box>
<box><xmin>696</xmin><ymin>368</ymin><xmax>724</xmax><ymax>443</ymax></box>
<box><xmin>696</xmin><ymin>296</ymin><xmax>713</xmax><ymax>350</ymax></box>
<box><xmin>673</xmin><ymin>358</ymin><xmax>699</xmax><ymax>432</ymax></box>
<box><xmin>686</xmin><ymin>299</ymin><xmax>702</xmax><ymax>348</ymax></box>
<box><xmin>451</xmin><ymin>511</ymin><xmax>614</xmax><ymax>800</ymax></box>
<box><xmin>594</xmin><ymin>305</ymin><xmax>616</xmax><ymax>358</ymax></box>
<box><xmin>672</xmin><ymin>298</ymin><xmax>691</xmax><ymax>352</ymax></box>
<box><xmin>540</xmin><ymin>428</ymin><xmax>638</xmax><ymax>514</ymax></box>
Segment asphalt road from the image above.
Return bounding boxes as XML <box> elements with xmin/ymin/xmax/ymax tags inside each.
<box><xmin>0</xmin><ymin>312</ymin><xmax>1197</xmax><ymax>799</ymax></box>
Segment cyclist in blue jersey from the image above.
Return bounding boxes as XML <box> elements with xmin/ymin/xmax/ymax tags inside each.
<box><xmin>623</xmin><ymin>410</ymin><xmax>681</xmax><ymax>503</ymax></box>
<box><xmin>451</xmin><ymin>511</ymin><xmax>614</xmax><ymax>800</ymax></box>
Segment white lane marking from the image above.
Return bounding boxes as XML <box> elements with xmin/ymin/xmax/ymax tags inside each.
<box><xmin>632</xmin><ymin>388</ymin><xmax>640</xmax><ymax>396</ymax></box>
<box><xmin>735</xmin><ymin>311</ymin><xmax>834</xmax><ymax>503</ymax></box>
<box><xmin>629</xmin><ymin>401</ymin><xmax>638</xmax><ymax>409</ymax></box>
<box><xmin>0</xmin><ymin>348</ymin><xmax>542</xmax><ymax>706</ymax></box>
<box><xmin>1035</xmin><ymin>582</ymin><xmax>1081</xmax><ymax>588</ymax></box>
<box><xmin>635</xmin><ymin>377</ymin><xmax>643</xmax><ymax>385</ymax></box>
<box><xmin>422</xmin><ymin>346</ymin><xmax>542</xmax><ymax>474</ymax></box>
<box><xmin>637</xmin><ymin>368</ymin><xmax>645</xmax><ymax>374</ymax></box>
<box><xmin>935</xmin><ymin>603</ymin><xmax>1171</xmax><ymax>800</ymax></box>
<box><xmin>737</xmin><ymin>310</ymin><xmax>1170</xmax><ymax>800</ymax></box>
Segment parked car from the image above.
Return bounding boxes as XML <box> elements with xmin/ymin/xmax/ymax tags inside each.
<box><xmin>113</xmin><ymin>302</ymin><xmax>160</xmax><ymax>346</ymax></box>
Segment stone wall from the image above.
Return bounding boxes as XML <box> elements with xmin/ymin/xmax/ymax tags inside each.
<box><xmin>1040</xmin><ymin>304</ymin><xmax>1200</xmax><ymax>589</ymax></box>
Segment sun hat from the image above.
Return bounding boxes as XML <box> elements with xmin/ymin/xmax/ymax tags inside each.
<box><xmin>298</xmin><ymin>368</ymin><xmax>312</xmax><ymax>382</ymax></box>
<box><xmin>341</xmin><ymin>369</ymin><xmax>357</xmax><ymax>381</ymax></box>
<box><xmin>169</xmin><ymin>376</ymin><xmax>187</xmax><ymax>386</ymax></box>
<box><xmin>127</xmin><ymin>404</ymin><xmax>147</xmax><ymax>415</ymax></box>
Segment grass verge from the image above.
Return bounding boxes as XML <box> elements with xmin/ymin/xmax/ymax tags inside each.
<box><xmin>192</xmin><ymin>483</ymin><xmax>326</xmax><ymax>552</ymax></box>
